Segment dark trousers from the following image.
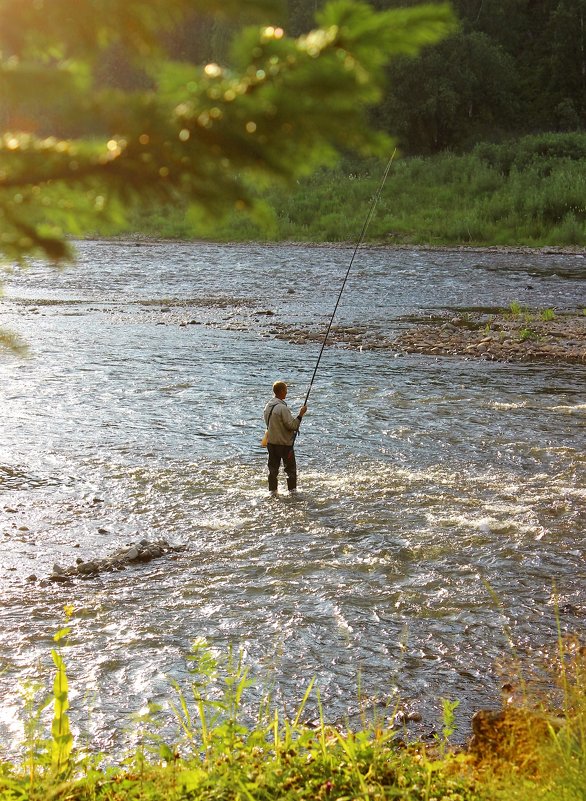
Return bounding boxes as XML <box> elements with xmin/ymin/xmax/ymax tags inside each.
<box><xmin>267</xmin><ymin>444</ymin><xmax>297</xmax><ymax>492</ymax></box>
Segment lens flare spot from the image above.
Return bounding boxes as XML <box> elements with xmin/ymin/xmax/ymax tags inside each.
<box><xmin>204</xmin><ymin>63</ymin><xmax>222</xmax><ymax>78</ymax></box>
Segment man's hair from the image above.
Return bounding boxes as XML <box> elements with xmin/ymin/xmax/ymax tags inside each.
<box><xmin>272</xmin><ymin>380</ymin><xmax>287</xmax><ymax>396</ymax></box>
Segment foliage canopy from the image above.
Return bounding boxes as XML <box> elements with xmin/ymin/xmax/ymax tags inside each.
<box><xmin>0</xmin><ymin>0</ymin><xmax>454</xmax><ymax>264</ymax></box>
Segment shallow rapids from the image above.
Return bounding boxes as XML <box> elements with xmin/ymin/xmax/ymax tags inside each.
<box><xmin>0</xmin><ymin>241</ymin><xmax>584</xmax><ymax>752</ymax></box>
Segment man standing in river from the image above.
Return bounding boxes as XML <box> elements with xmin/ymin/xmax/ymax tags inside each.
<box><xmin>264</xmin><ymin>381</ymin><xmax>308</xmax><ymax>495</ymax></box>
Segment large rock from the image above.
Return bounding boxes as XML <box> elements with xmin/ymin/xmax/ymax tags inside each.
<box><xmin>468</xmin><ymin>707</ymin><xmax>564</xmax><ymax>772</ymax></box>
<box><xmin>47</xmin><ymin>539</ymin><xmax>186</xmax><ymax>582</ymax></box>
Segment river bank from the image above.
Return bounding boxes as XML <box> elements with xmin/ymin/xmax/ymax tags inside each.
<box><xmin>85</xmin><ymin>235</ymin><xmax>586</xmax><ymax>255</ymax></box>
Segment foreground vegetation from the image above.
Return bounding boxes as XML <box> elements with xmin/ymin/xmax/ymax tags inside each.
<box><xmin>116</xmin><ymin>133</ymin><xmax>586</xmax><ymax>247</ymax></box>
<box><xmin>1</xmin><ymin>618</ymin><xmax>585</xmax><ymax>801</ymax></box>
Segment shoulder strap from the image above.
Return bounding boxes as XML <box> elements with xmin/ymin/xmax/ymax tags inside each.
<box><xmin>266</xmin><ymin>400</ymin><xmax>284</xmax><ymax>427</ymax></box>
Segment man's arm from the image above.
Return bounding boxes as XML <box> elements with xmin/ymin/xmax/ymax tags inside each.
<box><xmin>281</xmin><ymin>404</ymin><xmax>308</xmax><ymax>430</ymax></box>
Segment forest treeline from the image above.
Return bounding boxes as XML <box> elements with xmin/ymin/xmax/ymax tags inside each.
<box><xmin>284</xmin><ymin>0</ymin><xmax>586</xmax><ymax>154</ymax></box>
<box><xmin>105</xmin><ymin>0</ymin><xmax>586</xmax><ymax>155</ymax></box>
<box><xmin>373</xmin><ymin>0</ymin><xmax>586</xmax><ymax>153</ymax></box>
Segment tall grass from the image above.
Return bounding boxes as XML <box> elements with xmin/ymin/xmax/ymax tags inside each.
<box><xmin>1</xmin><ymin>610</ymin><xmax>585</xmax><ymax>800</ymax></box>
<box><xmin>111</xmin><ymin>133</ymin><xmax>586</xmax><ymax>247</ymax></box>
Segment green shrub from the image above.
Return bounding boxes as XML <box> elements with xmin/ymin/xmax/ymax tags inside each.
<box><xmin>475</xmin><ymin>132</ymin><xmax>586</xmax><ymax>174</ymax></box>
<box><xmin>88</xmin><ymin>133</ymin><xmax>586</xmax><ymax>247</ymax></box>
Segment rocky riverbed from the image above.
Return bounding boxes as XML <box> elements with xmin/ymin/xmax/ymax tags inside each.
<box><xmin>118</xmin><ymin>301</ymin><xmax>584</xmax><ymax>365</ymax></box>
<box><xmin>269</xmin><ymin>309</ymin><xmax>586</xmax><ymax>364</ymax></box>
<box><xmin>387</xmin><ymin>309</ymin><xmax>586</xmax><ymax>363</ymax></box>
<box><xmin>22</xmin><ymin>280</ymin><xmax>583</xmax><ymax>366</ymax></box>
<box><xmin>137</xmin><ymin>295</ymin><xmax>584</xmax><ymax>365</ymax></box>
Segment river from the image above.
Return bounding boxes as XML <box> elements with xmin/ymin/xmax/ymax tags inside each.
<box><xmin>0</xmin><ymin>241</ymin><xmax>584</xmax><ymax>754</ymax></box>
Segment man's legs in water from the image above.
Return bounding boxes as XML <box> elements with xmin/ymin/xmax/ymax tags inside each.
<box><xmin>267</xmin><ymin>444</ymin><xmax>281</xmax><ymax>492</ymax></box>
<box><xmin>283</xmin><ymin>448</ymin><xmax>297</xmax><ymax>491</ymax></box>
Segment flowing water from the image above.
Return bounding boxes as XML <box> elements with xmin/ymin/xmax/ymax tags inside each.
<box><xmin>0</xmin><ymin>241</ymin><xmax>584</xmax><ymax>753</ymax></box>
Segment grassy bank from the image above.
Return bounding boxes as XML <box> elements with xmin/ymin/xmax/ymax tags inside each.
<box><xmin>109</xmin><ymin>133</ymin><xmax>586</xmax><ymax>247</ymax></box>
<box><xmin>1</xmin><ymin>624</ymin><xmax>585</xmax><ymax>801</ymax></box>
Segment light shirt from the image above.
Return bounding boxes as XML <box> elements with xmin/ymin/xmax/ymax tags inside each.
<box><xmin>263</xmin><ymin>397</ymin><xmax>301</xmax><ymax>446</ymax></box>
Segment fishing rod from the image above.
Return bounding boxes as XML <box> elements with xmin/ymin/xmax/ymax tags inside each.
<box><xmin>300</xmin><ymin>148</ymin><xmax>397</xmax><ymax>411</ymax></box>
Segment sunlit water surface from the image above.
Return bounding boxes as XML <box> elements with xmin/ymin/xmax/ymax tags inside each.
<box><xmin>0</xmin><ymin>241</ymin><xmax>584</xmax><ymax>753</ymax></box>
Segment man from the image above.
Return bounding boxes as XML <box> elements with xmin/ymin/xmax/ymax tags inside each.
<box><xmin>264</xmin><ymin>381</ymin><xmax>308</xmax><ymax>494</ymax></box>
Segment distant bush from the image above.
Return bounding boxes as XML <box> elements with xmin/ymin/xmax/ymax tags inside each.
<box><xmin>474</xmin><ymin>133</ymin><xmax>586</xmax><ymax>174</ymax></box>
<box><xmin>92</xmin><ymin>133</ymin><xmax>586</xmax><ymax>248</ymax></box>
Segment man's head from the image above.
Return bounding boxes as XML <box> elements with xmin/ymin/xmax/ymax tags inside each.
<box><xmin>273</xmin><ymin>380</ymin><xmax>287</xmax><ymax>399</ymax></box>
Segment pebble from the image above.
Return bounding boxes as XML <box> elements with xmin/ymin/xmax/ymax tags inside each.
<box><xmin>392</xmin><ymin>709</ymin><xmax>422</xmax><ymax>725</ymax></box>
